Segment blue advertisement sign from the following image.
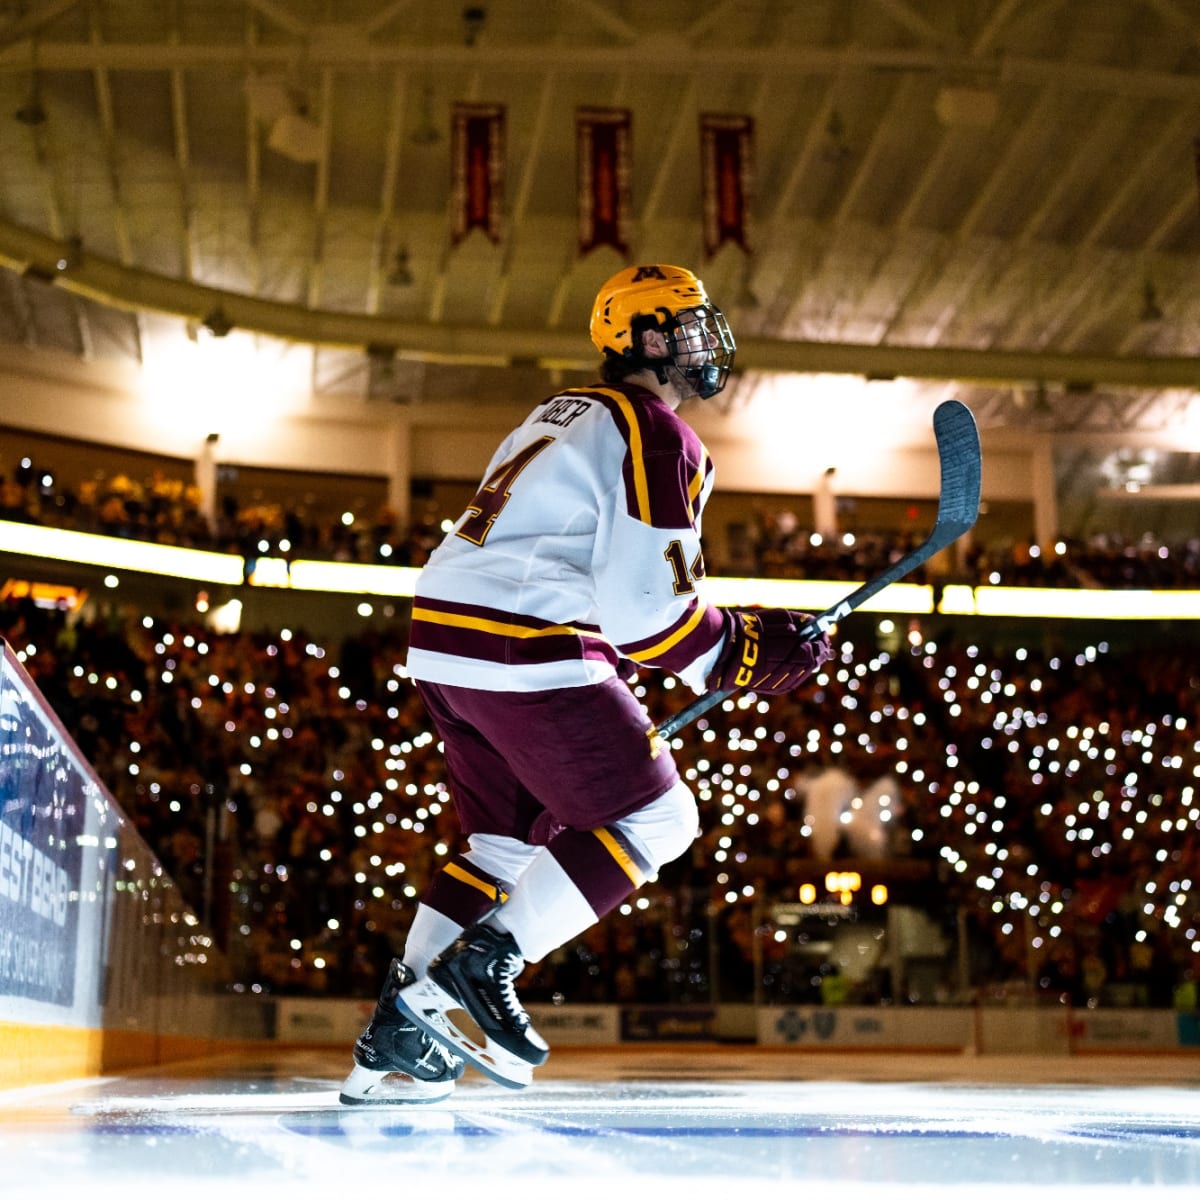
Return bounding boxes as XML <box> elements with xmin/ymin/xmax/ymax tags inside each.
<box><xmin>0</xmin><ymin>648</ymin><xmax>88</xmax><ymax>1008</ymax></box>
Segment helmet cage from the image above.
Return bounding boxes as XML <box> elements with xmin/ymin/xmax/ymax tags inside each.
<box><xmin>661</xmin><ymin>304</ymin><xmax>736</xmax><ymax>400</ymax></box>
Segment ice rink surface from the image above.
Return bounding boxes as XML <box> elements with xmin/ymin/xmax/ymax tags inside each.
<box><xmin>2</xmin><ymin>1046</ymin><xmax>1198</xmax><ymax>1200</ymax></box>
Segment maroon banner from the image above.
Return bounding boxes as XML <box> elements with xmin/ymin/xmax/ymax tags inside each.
<box><xmin>700</xmin><ymin>113</ymin><xmax>754</xmax><ymax>256</ymax></box>
<box><xmin>577</xmin><ymin>107</ymin><xmax>632</xmax><ymax>256</ymax></box>
<box><xmin>451</xmin><ymin>103</ymin><xmax>505</xmax><ymax>245</ymax></box>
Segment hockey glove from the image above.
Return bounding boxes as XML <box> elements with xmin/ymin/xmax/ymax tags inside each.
<box><xmin>707</xmin><ymin>607</ymin><xmax>834</xmax><ymax>695</ymax></box>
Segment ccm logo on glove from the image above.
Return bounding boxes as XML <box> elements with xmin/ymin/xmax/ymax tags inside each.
<box><xmin>707</xmin><ymin>607</ymin><xmax>834</xmax><ymax>696</ymax></box>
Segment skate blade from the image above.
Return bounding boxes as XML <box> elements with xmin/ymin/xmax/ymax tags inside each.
<box><xmin>338</xmin><ymin>1062</ymin><xmax>455</xmax><ymax>1105</ymax></box>
<box><xmin>394</xmin><ymin>976</ymin><xmax>536</xmax><ymax>1091</ymax></box>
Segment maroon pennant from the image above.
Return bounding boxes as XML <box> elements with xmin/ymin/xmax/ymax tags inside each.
<box><xmin>577</xmin><ymin>107</ymin><xmax>632</xmax><ymax>256</ymax></box>
<box><xmin>700</xmin><ymin>113</ymin><xmax>754</xmax><ymax>257</ymax></box>
<box><xmin>451</xmin><ymin>102</ymin><xmax>505</xmax><ymax>245</ymax></box>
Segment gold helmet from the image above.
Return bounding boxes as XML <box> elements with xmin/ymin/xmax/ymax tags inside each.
<box><xmin>589</xmin><ymin>264</ymin><xmax>736</xmax><ymax>399</ymax></box>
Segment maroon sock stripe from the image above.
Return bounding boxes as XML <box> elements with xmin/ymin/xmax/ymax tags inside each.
<box><xmin>422</xmin><ymin>855</ymin><xmax>508</xmax><ymax>927</ymax></box>
<box><xmin>546</xmin><ymin>824</ymin><xmax>652</xmax><ymax>920</ymax></box>
<box><xmin>585</xmin><ymin>386</ymin><xmax>712</xmax><ymax>528</ymax></box>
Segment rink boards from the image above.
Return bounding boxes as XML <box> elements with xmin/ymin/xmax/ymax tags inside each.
<box><xmin>0</xmin><ymin>638</ymin><xmax>263</xmax><ymax>1087</ymax></box>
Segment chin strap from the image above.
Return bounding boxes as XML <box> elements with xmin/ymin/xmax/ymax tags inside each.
<box><xmin>687</xmin><ymin>363</ymin><xmax>722</xmax><ymax>399</ymax></box>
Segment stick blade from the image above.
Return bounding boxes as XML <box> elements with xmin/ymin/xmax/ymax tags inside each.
<box><xmin>932</xmin><ymin>399</ymin><xmax>982</xmax><ymax>537</ymax></box>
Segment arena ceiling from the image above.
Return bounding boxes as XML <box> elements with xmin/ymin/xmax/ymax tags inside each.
<box><xmin>0</xmin><ymin>0</ymin><xmax>1197</xmax><ymax>525</ymax></box>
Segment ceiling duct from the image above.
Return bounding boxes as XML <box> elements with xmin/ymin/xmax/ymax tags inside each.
<box><xmin>266</xmin><ymin>111</ymin><xmax>323</xmax><ymax>163</ymax></box>
<box><xmin>245</xmin><ymin>76</ymin><xmax>323</xmax><ymax>164</ymax></box>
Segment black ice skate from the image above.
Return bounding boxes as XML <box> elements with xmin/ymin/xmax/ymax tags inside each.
<box><xmin>339</xmin><ymin>958</ymin><xmax>465</xmax><ymax>1104</ymax></box>
<box><xmin>394</xmin><ymin>923</ymin><xmax>549</xmax><ymax>1090</ymax></box>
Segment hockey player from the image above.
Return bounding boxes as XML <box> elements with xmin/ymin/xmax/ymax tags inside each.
<box><xmin>340</xmin><ymin>264</ymin><xmax>833</xmax><ymax>1103</ymax></box>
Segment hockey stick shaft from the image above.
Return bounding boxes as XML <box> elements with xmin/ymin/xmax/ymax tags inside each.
<box><xmin>658</xmin><ymin>399</ymin><xmax>981</xmax><ymax>740</ymax></box>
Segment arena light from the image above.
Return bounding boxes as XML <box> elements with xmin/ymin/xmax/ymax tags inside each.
<box><xmin>0</xmin><ymin>579</ymin><xmax>87</xmax><ymax>610</ymax></box>
<box><xmin>972</xmin><ymin>586</ymin><xmax>1200</xmax><ymax>621</ymax></box>
<box><xmin>938</xmin><ymin>583</ymin><xmax>977</xmax><ymax>615</ymax></box>
<box><xmin>826</xmin><ymin>870</ymin><xmax>862</xmax><ymax>905</ymax></box>
<box><xmin>285</xmin><ymin>560</ymin><xmax>422</xmax><ymax>596</ymax></box>
<box><xmin>701</xmin><ymin>576</ymin><xmax>934</xmax><ymax>614</ymax></box>
<box><xmin>0</xmin><ymin>520</ymin><xmax>244</xmax><ymax>585</ymax></box>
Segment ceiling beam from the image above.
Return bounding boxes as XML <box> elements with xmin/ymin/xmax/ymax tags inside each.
<box><xmin>563</xmin><ymin>0</ymin><xmax>637</xmax><ymax>42</ymax></box>
<box><xmin>778</xmin><ymin>76</ymin><xmax>920</xmax><ymax>334</ymax></box>
<box><xmin>0</xmin><ymin>0</ymin><xmax>81</xmax><ymax>51</ymax></box>
<box><xmin>637</xmin><ymin>75</ymin><xmax>700</xmax><ymax>234</ymax></box>
<box><xmin>833</xmin><ymin>75</ymin><xmax>919</xmax><ymax>226</ymax></box>
<box><xmin>968</xmin><ymin>0</ymin><xmax>1026</xmax><ymax>56</ymax></box>
<box><xmin>3</xmin><ymin>216</ymin><xmax>1199</xmax><ymax>391</ymax></box>
<box><xmin>306</xmin><ymin>67</ymin><xmax>334</xmax><ymax>310</ymax></box>
<box><xmin>870</xmin><ymin>0</ymin><xmax>958</xmax><ymax>48</ymax></box>
<box><xmin>243</xmin><ymin>0</ymin><xmax>308</xmax><ymax>40</ymax></box>
<box><xmin>956</xmin><ymin>87</ymin><xmax>1059</xmax><ymax>240</ymax></box>
<box><xmin>764</xmin><ymin>88</ymin><xmax>837</xmax><ymax>228</ymax></box>
<box><xmin>366</xmin><ymin>68</ymin><xmax>408</xmax><ymax>315</ymax></box>
<box><xmin>487</xmin><ymin>72</ymin><xmax>557</xmax><ymax>325</ymax></box>
<box><xmin>244</xmin><ymin>12</ymin><xmax>263</xmax><ymax>294</ymax></box>
<box><xmin>3</xmin><ymin>40</ymin><xmax>1199</xmax><ymax>100</ymax></box>
<box><xmin>169</xmin><ymin>9</ymin><xmax>195</xmax><ymax>282</ymax></box>
<box><xmin>358</xmin><ymin>0</ymin><xmax>422</xmax><ymax>38</ymax></box>
<box><xmin>88</xmin><ymin>8</ymin><xmax>133</xmax><ymax>267</ymax></box>
<box><xmin>1012</xmin><ymin>95</ymin><xmax>1127</xmax><ymax>244</ymax></box>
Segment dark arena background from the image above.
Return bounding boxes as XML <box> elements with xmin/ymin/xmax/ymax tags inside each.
<box><xmin>1</xmin><ymin>2</ymin><xmax>1199</xmax><ymax>1196</ymax></box>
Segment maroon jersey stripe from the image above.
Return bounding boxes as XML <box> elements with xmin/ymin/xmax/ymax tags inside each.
<box><xmin>410</xmin><ymin>613</ymin><xmax>619</xmax><ymax>669</ymax></box>
<box><xmin>587</xmin><ymin>386</ymin><xmax>710</xmax><ymax>530</ymax></box>
<box><xmin>414</xmin><ymin>595</ymin><xmax>602</xmax><ymax>633</ymax></box>
<box><xmin>616</xmin><ymin>598</ymin><xmax>725</xmax><ymax>674</ymax></box>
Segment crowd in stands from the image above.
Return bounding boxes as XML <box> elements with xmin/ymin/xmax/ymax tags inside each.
<box><xmin>3</xmin><ymin>456</ymin><xmax>1200</xmax><ymax>587</ymax></box>
<box><xmin>3</xmin><ymin>592</ymin><xmax>1196</xmax><ymax>1012</ymax></box>
<box><xmin>0</xmin><ymin>458</ymin><xmax>443</xmax><ymax>567</ymax></box>
<box><xmin>745</xmin><ymin>504</ymin><xmax>1200</xmax><ymax>590</ymax></box>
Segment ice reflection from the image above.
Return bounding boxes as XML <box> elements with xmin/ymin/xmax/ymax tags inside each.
<box><xmin>3</xmin><ymin>1052</ymin><xmax>1199</xmax><ymax>1198</ymax></box>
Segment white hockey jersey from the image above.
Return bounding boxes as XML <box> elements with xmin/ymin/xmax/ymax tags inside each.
<box><xmin>405</xmin><ymin>382</ymin><xmax>727</xmax><ymax>694</ymax></box>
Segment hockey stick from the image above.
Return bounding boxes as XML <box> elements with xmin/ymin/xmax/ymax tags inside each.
<box><xmin>659</xmin><ymin>398</ymin><xmax>982</xmax><ymax>739</ymax></box>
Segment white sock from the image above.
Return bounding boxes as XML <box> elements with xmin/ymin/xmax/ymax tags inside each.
<box><xmin>402</xmin><ymin>904</ymin><xmax>464</xmax><ymax>977</ymax></box>
<box><xmin>488</xmin><ymin>851</ymin><xmax>598</xmax><ymax>964</ymax></box>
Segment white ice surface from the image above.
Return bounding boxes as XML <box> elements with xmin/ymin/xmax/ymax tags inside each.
<box><xmin>1</xmin><ymin>1049</ymin><xmax>1198</xmax><ymax>1200</ymax></box>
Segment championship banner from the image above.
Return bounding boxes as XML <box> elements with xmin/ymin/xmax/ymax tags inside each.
<box><xmin>451</xmin><ymin>102</ymin><xmax>504</xmax><ymax>245</ymax></box>
<box><xmin>577</xmin><ymin>107</ymin><xmax>631</xmax><ymax>256</ymax></box>
<box><xmin>701</xmin><ymin>113</ymin><xmax>754</xmax><ymax>256</ymax></box>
